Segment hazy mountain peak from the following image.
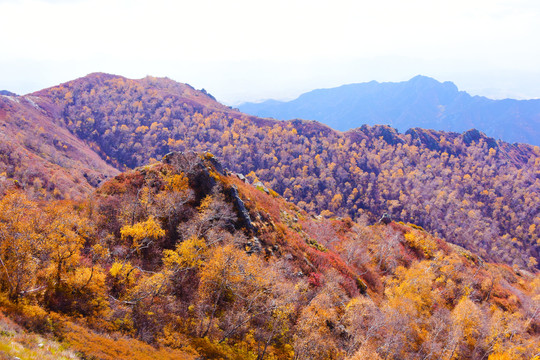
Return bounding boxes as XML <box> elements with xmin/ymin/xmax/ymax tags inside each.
<box><xmin>0</xmin><ymin>90</ymin><xmax>17</xmax><ymax>96</ymax></box>
<box><xmin>239</xmin><ymin>75</ymin><xmax>539</xmax><ymax>146</ymax></box>
<box><xmin>407</xmin><ymin>75</ymin><xmax>458</xmax><ymax>92</ymax></box>
<box><xmin>409</xmin><ymin>74</ymin><xmax>438</xmax><ymax>84</ymax></box>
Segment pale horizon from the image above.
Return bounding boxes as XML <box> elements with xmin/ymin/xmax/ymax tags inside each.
<box><xmin>1</xmin><ymin>0</ymin><xmax>540</xmax><ymax>104</ymax></box>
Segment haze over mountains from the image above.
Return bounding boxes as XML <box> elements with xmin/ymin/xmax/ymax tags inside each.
<box><xmin>239</xmin><ymin>75</ymin><xmax>540</xmax><ymax>146</ymax></box>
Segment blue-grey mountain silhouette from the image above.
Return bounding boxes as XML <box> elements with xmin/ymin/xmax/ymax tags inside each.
<box><xmin>239</xmin><ymin>76</ymin><xmax>540</xmax><ymax>146</ymax></box>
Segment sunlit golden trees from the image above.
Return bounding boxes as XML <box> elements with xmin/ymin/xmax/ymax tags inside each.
<box><xmin>40</xmin><ymin>73</ymin><xmax>540</xmax><ymax>270</ymax></box>
<box><xmin>380</xmin><ymin>262</ymin><xmax>436</xmax><ymax>358</ymax></box>
<box><xmin>2</xmin><ymin>138</ymin><xmax>540</xmax><ymax>359</ymax></box>
<box><xmin>42</xmin><ymin>201</ymin><xmax>89</xmax><ymax>291</ymax></box>
<box><xmin>0</xmin><ymin>192</ymin><xmax>42</xmax><ymax>301</ymax></box>
<box><xmin>121</xmin><ymin>216</ymin><xmax>165</xmax><ymax>254</ymax></box>
<box><xmin>293</xmin><ymin>272</ymin><xmax>349</xmax><ymax>360</ymax></box>
<box><xmin>195</xmin><ymin>244</ymin><xmax>260</xmax><ymax>338</ymax></box>
<box><xmin>446</xmin><ymin>297</ymin><xmax>483</xmax><ymax>359</ymax></box>
<box><xmin>0</xmin><ymin>192</ymin><xmax>108</xmax><ymax>314</ymax></box>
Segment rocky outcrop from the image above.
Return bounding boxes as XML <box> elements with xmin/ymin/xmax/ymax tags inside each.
<box><xmin>235</xmin><ymin>173</ymin><xmax>248</xmax><ymax>183</ymax></box>
<box><xmin>226</xmin><ymin>185</ymin><xmax>256</xmax><ymax>233</ymax></box>
<box><xmin>352</xmin><ymin>125</ymin><xmax>404</xmax><ymax>146</ymax></box>
<box><xmin>163</xmin><ymin>151</ymin><xmax>218</xmax><ymax>202</ymax></box>
<box><xmin>406</xmin><ymin>128</ymin><xmax>445</xmax><ymax>151</ymax></box>
<box><xmin>462</xmin><ymin>129</ymin><xmax>498</xmax><ymax>149</ymax></box>
<box><xmin>163</xmin><ymin>152</ymin><xmax>258</xmax><ymax>235</ymax></box>
<box><xmin>253</xmin><ymin>181</ymin><xmax>270</xmax><ymax>194</ymax></box>
<box><xmin>378</xmin><ymin>213</ymin><xmax>392</xmax><ymax>225</ymax></box>
<box><xmin>246</xmin><ymin>236</ymin><xmax>262</xmax><ymax>254</ymax></box>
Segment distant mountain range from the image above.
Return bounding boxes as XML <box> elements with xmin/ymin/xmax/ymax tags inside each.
<box><xmin>239</xmin><ymin>75</ymin><xmax>540</xmax><ymax>146</ymax></box>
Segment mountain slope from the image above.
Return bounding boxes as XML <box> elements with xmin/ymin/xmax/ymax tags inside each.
<box><xmin>0</xmin><ymin>153</ymin><xmax>538</xmax><ymax>360</ymax></box>
<box><xmin>31</xmin><ymin>72</ymin><xmax>247</xmax><ymax>169</ymax></box>
<box><xmin>27</xmin><ymin>73</ymin><xmax>539</xmax><ymax>269</ymax></box>
<box><xmin>0</xmin><ymin>92</ymin><xmax>118</xmax><ymax>199</ymax></box>
<box><xmin>239</xmin><ymin>75</ymin><xmax>540</xmax><ymax>146</ymax></box>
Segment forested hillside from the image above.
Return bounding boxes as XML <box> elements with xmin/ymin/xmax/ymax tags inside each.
<box><xmin>0</xmin><ymin>153</ymin><xmax>538</xmax><ymax>360</ymax></box>
<box><xmin>0</xmin><ymin>92</ymin><xmax>119</xmax><ymax>199</ymax></box>
<box><xmin>29</xmin><ymin>73</ymin><xmax>540</xmax><ymax>270</ymax></box>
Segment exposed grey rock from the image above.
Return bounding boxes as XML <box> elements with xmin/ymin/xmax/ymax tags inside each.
<box><xmin>236</xmin><ymin>173</ymin><xmax>248</xmax><ymax>183</ymax></box>
<box><xmin>163</xmin><ymin>151</ymin><xmax>218</xmax><ymax>202</ymax></box>
<box><xmin>204</xmin><ymin>152</ymin><xmax>224</xmax><ymax>174</ymax></box>
<box><xmin>246</xmin><ymin>236</ymin><xmax>262</xmax><ymax>254</ymax></box>
<box><xmin>379</xmin><ymin>212</ymin><xmax>392</xmax><ymax>225</ymax></box>
<box><xmin>227</xmin><ymin>185</ymin><xmax>256</xmax><ymax>233</ymax></box>
<box><xmin>253</xmin><ymin>181</ymin><xmax>269</xmax><ymax>194</ymax></box>
<box><xmin>162</xmin><ymin>152</ymin><xmax>258</xmax><ymax>235</ymax></box>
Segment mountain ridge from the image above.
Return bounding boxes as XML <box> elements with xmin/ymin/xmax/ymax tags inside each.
<box><xmin>0</xmin><ymin>73</ymin><xmax>539</xmax><ymax>359</ymax></box>
<box><xmin>1</xmin><ymin>73</ymin><xmax>538</xmax><ymax>270</ymax></box>
<box><xmin>32</xmin><ymin>72</ymin><xmax>239</xmax><ymax>116</ymax></box>
<box><xmin>239</xmin><ymin>75</ymin><xmax>540</xmax><ymax>146</ymax></box>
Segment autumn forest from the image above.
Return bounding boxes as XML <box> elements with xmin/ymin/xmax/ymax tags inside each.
<box><xmin>0</xmin><ymin>73</ymin><xmax>538</xmax><ymax>359</ymax></box>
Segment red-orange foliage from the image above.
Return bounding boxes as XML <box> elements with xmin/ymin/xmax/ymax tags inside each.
<box><xmin>0</xmin><ymin>152</ymin><xmax>538</xmax><ymax>360</ymax></box>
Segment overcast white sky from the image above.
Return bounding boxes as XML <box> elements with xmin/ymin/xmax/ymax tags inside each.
<box><xmin>1</xmin><ymin>0</ymin><xmax>540</xmax><ymax>104</ymax></box>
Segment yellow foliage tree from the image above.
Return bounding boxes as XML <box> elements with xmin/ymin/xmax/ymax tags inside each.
<box><xmin>121</xmin><ymin>216</ymin><xmax>165</xmax><ymax>251</ymax></box>
<box><xmin>42</xmin><ymin>202</ymin><xmax>89</xmax><ymax>290</ymax></box>
<box><xmin>163</xmin><ymin>236</ymin><xmax>207</xmax><ymax>273</ymax></box>
<box><xmin>447</xmin><ymin>297</ymin><xmax>482</xmax><ymax>359</ymax></box>
<box><xmin>0</xmin><ymin>192</ymin><xmax>42</xmax><ymax>301</ymax></box>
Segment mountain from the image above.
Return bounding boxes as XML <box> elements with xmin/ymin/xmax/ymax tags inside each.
<box><xmin>0</xmin><ymin>153</ymin><xmax>537</xmax><ymax>360</ymax></box>
<box><xmin>238</xmin><ymin>75</ymin><xmax>540</xmax><ymax>146</ymax></box>
<box><xmin>31</xmin><ymin>72</ymin><xmax>247</xmax><ymax>169</ymax></box>
<box><xmin>0</xmin><ymin>74</ymin><xmax>538</xmax><ymax>359</ymax></box>
<box><xmin>27</xmin><ymin>73</ymin><xmax>538</xmax><ymax>269</ymax></box>
<box><xmin>1</xmin><ymin>73</ymin><xmax>538</xmax><ymax>270</ymax></box>
<box><xmin>0</xmin><ymin>90</ymin><xmax>118</xmax><ymax>199</ymax></box>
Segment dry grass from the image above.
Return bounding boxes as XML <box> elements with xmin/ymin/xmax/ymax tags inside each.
<box><xmin>0</xmin><ymin>311</ymin><xmax>79</xmax><ymax>360</ymax></box>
